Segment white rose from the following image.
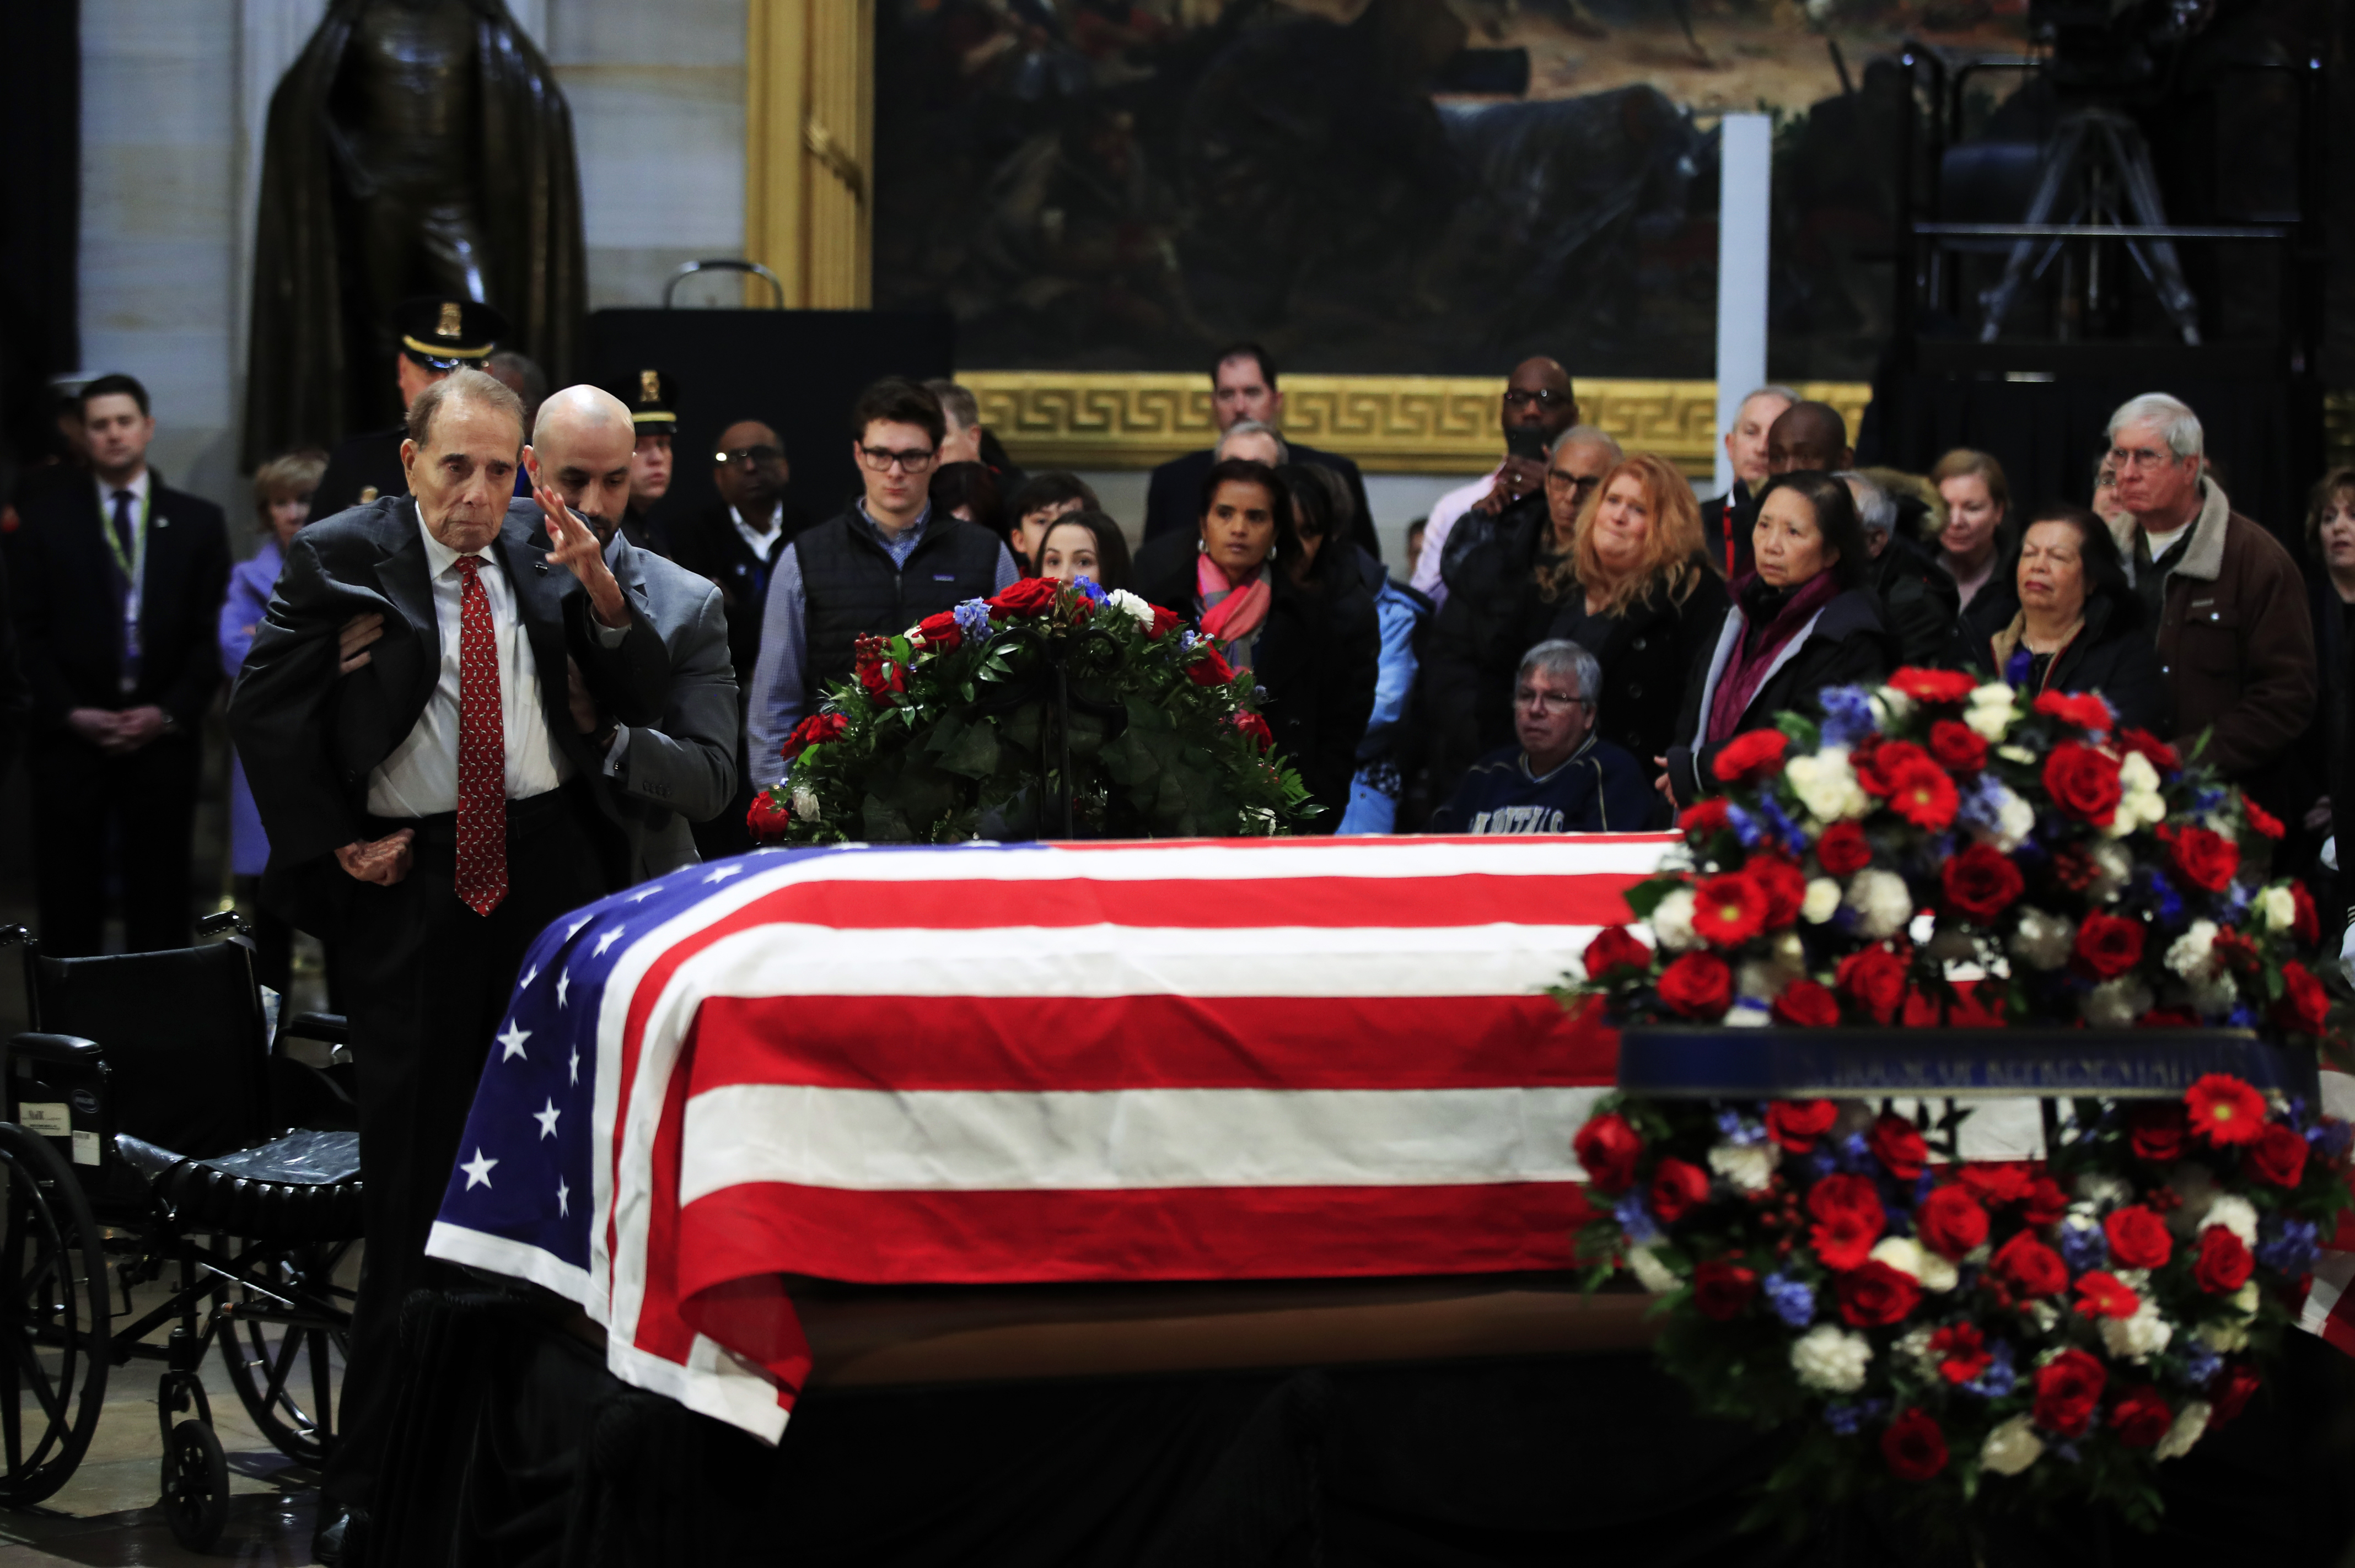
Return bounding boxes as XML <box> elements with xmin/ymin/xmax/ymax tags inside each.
<box><xmin>790</xmin><ymin>783</ymin><xmax>821</xmax><ymax>821</ymax></box>
<box><xmin>1802</xmin><ymin>878</ymin><xmax>1842</xmax><ymax>924</ymax></box>
<box><xmin>1980</xmin><ymin>1414</ymin><xmax>2045</xmax><ymax>1476</ymax></box>
<box><xmin>2199</xmin><ymin>1317</ymin><xmax>2250</xmax><ymax>1353</ymax></box>
<box><xmin>2118</xmin><ymin>751</ymin><xmax>2159</xmax><ymax>795</ymax></box>
<box><xmin>2258</xmin><ymin>884</ymin><xmax>2299</xmax><ymax>934</ymax></box>
<box><xmin>2082</xmin><ymin>977</ymin><xmax>2152</xmax><ymax>1028</ymax></box>
<box><xmin>1789</xmin><ymin>1324</ymin><xmax>1873</xmax><ymax>1393</ymax></box>
<box><xmin>2232</xmin><ymin>1280</ymin><xmax>2260</xmax><ymax>1317</ymax></box>
<box><xmin>1996</xmin><ymin>743</ymin><xmax>2037</xmax><ymax>766</ymax></box>
<box><xmin>2201</xmin><ymin>1194</ymin><xmax>2260</xmax><ymax>1247</ymax></box>
<box><xmin>2165</xmin><ymin>920</ymin><xmax>2220</xmax><ymax>980</ymax></box>
<box><xmin>1965</xmin><ymin>685</ymin><xmax>2016</xmax><ymax>741</ymax></box>
<box><xmin>2009</xmin><ymin>907</ymin><xmax>2074</xmax><ymax>971</ymax></box>
<box><xmin>2075</xmin><ymin>1173</ymin><xmax>2133</xmax><ymax>1209</ymax></box>
<box><xmin>2024</xmin><ymin>1300</ymin><xmax>2060</xmax><ymax>1334</ymax></box>
<box><xmin>2153</xmin><ymin>1401</ymin><xmax>2211</xmax><ymax>1462</ymax></box>
<box><xmin>2098</xmin><ymin>1299</ymin><xmax>2173</xmax><ymax>1364</ymax></box>
<box><xmin>1972</xmin><ymin>779</ymin><xmax>2036</xmax><ymax>853</ymax></box>
<box><xmin>1652</xmin><ymin>888</ymin><xmax>1699</xmax><ymax>951</ymax></box>
<box><xmin>1787</xmin><ymin>750</ymin><xmax>1869</xmax><ymax>822</ymax></box>
<box><xmin>2089</xmin><ymin>842</ymin><xmax>2132</xmax><ymax>904</ymax></box>
<box><xmin>1894</xmin><ymin>1324</ymin><xmax>1938</xmax><ymax>1379</ymax></box>
<box><xmin>1105</xmin><ymin>588</ymin><xmax>1157</xmax><ymax>631</ymax></box>
<box><xmin>1845</xmin><ymin>868</ymin><xmax>1915</xmax><ymax>941</ymax></box>
<box><xmin>1709</xmin><ymin>1141</ymin><xmax>1779</xmax><ymax>1193</ymax></box>
<box><xmin>2107</xmin><ymin>783</ymin><xmax>2167</xmax><ymax>838</ymax></box>
<box><xmin>1870</xmin><ymin>1235</ymin><xmax>1955</xmax><ymax>1293</ymax></box>
<box><xmin>1627</xmin><ymin>1247</ymin><xmax>1681</xmax><ymax>1294</ymax></box>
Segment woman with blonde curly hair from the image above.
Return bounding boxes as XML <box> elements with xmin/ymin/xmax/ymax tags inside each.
<box><xmin>1541</xmin><ymin>451</ymin><xmax>1730</xmax><ymax>782</ymax></box>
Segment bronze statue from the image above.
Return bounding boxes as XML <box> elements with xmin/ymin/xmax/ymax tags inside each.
<box><xmin>241</xmin><ymin>0</ymin><xmax>584</xmax><ymax>468</ymax></box>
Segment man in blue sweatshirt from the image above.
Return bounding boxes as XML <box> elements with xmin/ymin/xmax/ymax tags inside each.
<box><xmin>1427</xmin><ymin>639</ymin><xmax>1654</xmax><ymax>834</ymax></box>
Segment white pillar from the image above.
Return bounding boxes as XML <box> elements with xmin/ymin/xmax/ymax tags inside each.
<box><xmin>1713</xmin><ymin>113</ymin><xmax>1772</xmax><ymax>500</ymax></box>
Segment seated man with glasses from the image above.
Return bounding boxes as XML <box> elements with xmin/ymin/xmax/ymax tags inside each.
<box><xmin>1425</xmin><ymin>640</ymin><xmax>1650</xmax><ymax>834</ymax></box>
<box><xmin>1411</xmin><ymin>358</ymin><xmax>1580</xmax><ymax>608</ymax></box>
<box><xmin>746</xmin><ymin>379</ymin><xmax>1020</xmax><ymax>790</ymax></box>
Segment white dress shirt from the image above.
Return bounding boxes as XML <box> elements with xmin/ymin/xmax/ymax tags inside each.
<box><xmin>731</xmin><ymin>504</ymin><xmax>786</xmax><ymax>563</ymax></box>
<box><xmin>366</xmin><ymin>519</ymin><xmax>571</xmax><ymax>817</ymax></box>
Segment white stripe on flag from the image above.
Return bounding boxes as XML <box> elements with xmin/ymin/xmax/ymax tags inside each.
<box><xmin>680</xmin><ymin>1083</ymin><xmax>1607</xmax><ymax>1204</ymax></box>
<box><xmin>702</xmin><ymin>837</ymin><xmax>1676</xmax><ymax>886</ymax></box>
<box><xmin>2300</xmin><ymin>1249</ymin><xmax>2355</xmax><ymax>1340</ymax></box>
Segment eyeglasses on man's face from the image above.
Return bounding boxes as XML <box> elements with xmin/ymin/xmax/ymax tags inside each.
<box><xmin>1503</xmin><ymin>388</ymin><xmax>1569</xmax><ymax>411</ymax></box>
<box><xmin>1514</xmin><ymin>684</ymin><xmax>1589</xmax><ymax>712</ymax></box>
<box><xmin>858</xmin><ymin>444</ymin><xmax>937</xmax><ymax>474</ymax></box>
<box><xmin>715</xmin><ymin>445</ymin><xmax>784</xmax><ymax>468</ymax></box>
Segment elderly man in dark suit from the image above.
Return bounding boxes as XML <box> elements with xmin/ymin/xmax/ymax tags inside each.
<box><xmin>228</xmin><ymin>368</ymin><xmax>663</xmax><ymax>1561</ymax></box>
<box><xmin>8</xmin><ymin>373</ymin><xmax>229</xmax><ymax>955</ymax></box>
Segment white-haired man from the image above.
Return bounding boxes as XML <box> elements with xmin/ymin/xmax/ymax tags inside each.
<box><xmin>2106</xmin><ymin>392</ymin><xmax>2312</xmax><ymax>814</ymax></box>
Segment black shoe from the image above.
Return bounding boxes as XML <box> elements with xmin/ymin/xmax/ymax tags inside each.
<box><xmin>314</xmin><ymin>1501</ymin><xmax>368</xmax><ymax>1566</ymax></box>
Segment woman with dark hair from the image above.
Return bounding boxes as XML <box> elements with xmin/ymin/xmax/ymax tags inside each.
<box><xmin>1134</xmin><ymin>458</ymin><xmax>1377</xmax><ymax>827</ymax></box>
<box><xmin>1952</xmin><ymin>504</ymin><xmax>2167</xmax><ymax>734</ymax></box>
<box><xmin>1664</xmin><ymin>471</ymin><xmax>1896</xmax><ymax>804</ymax></box>
<box><xmin>1034</xmin><ymin>508</ymin><xmax>1135</xmax><ymax>592</ymax></box>
<box><xmin>2298</xmin><ymin>469</ymin><xmax>2355</xmax><ymax>900</ymax></box>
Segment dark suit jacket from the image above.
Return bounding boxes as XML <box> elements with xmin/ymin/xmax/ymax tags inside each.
<box><xmin>227</xmin><ymin>495</ymin><xmax>668</xmax><ymax>931</ymax></box>
<box><xmin>660</xmin><ymin>501</ymin><xmax>812</xmax><ymax>693</ymax></box>
<box><xmin>1143</xmin><ymin>443</ymin><xmax>1379</xmax><ymax>562</ymax></box>
<box><xmin>1699</xmin><ymin>483</ymin><xmax>1757</xmax><ymax>581</ymax></box>
<box><xmin>9</xmin><ymin>476</ymin><xmax>230</xmax><ymax>732</ymax></box>
<box><xmin>601</xmin><ymin>536</ymin><xmax>738</xmax><ymax>879</ymax></box>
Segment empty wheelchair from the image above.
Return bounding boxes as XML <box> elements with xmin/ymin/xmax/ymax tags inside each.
<box><xmin>0</xmin><ymin>914</ymin><xmax>364</xmax><ymax>1550</ymax></box>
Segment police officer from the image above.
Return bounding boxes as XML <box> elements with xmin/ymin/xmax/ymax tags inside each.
<box><xmin>310</xmin><ymin>297</ymin><xmax>510</xmax><ymax>518</ymax></box>
<box><xmin>609</xmin><ymin>367</ymin><xmax>678</xmax><ymax>555</ymax></box>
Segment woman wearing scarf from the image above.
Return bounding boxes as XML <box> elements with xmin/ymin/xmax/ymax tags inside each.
<box><xmin>1664</xmin><ymin>471</ymin><xmax>1897</xmax><ymax>805</ymax></box>
<box><xmin>1951</xmin><ymin>503</ymin><xmax>2168</xmax><ymax>735</ymax></box>
<box><xmin>1135</xmin><ymin>457</ymin><xmax>1378</xmax><ymax>828</ymax></box>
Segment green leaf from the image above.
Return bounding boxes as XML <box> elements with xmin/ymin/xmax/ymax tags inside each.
<box><xmin>934</xmin><ymin>715</ymin><xmax>1001</xmax><ymax>779</ymax></box>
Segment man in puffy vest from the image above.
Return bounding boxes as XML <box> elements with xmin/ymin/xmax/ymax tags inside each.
<box><xmin>746</xmin><ymin>379</ymin><xmax>1019</xmax><ymax>788</ymax></box>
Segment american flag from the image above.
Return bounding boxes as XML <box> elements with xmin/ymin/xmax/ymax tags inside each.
<box><xmin>425</xmin><ymin>834</ymin><xmax>1668</xmax><ymax>1441</ymax></box>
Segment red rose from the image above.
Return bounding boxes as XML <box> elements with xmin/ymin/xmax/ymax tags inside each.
<box><xmin>1657</xmin><ymin>952</ymin><xmax>1734</xmax><ymax>1020</ymax></box>
<box><xmin>2103</xmin><ymin>1205</ymin><xmax>2173</xmax><ymax>1269</ymax></box>
<box><xmin>856</xmin><ymin>653</ymin><xmax>907</xmax><ymax>703</ymax></box>
<box><xmin>2275</xmin><ymin>961</ymin><xmax>2330</xmax><ymax>1036</ymax></box>
<box><xmin>1711</xmin><ymin>729</ymin><xmax>1790</xmax><ymax>785</ymax></box>
<box><xmin>2044</xmin><ymin>741</ymin><xmax>2124</xmax><ymax>827</ymax></box>
<box><xmin>1680</xmin><ymin>799</ymin><xmax>1733</xmax><ymax>838</ymax></box>
<box><xmin>1917</xmin><ymin>1184</ymin><xmax>1990</xmax><ymax>1260</ymax></box>
<box><xmin>782</xmin><ymin>711</ymin><xmax>848</xmax><ymax>761</ymax></box>
<box><xmin>2023</xmin><ymin>1176</ymin><xmax>2069</xmax><ymax>1227</ymax></box>
<box><xmin>2117</xmin><ymin>728</ymin><xmax>2179</xmax><ymax>773</ymax></box>
<box><xmin>2031</xmin><ymin>689</ymin><xmax>2115</xmax><ymax>735</ymax></box>
<box><xmin>2072</xmin><ymin>910</ymin><xmax>2146</xmax><ymax>980</ymax></box>
<box><xmin>2127</xmin><ymin>1102</ymin><xmax>2187</xmax><ymax>1161</ymax></box>
<box><xmin>1650</xmin><ymin>1157</ymin><xmax>1712</xmax><ymax>1224</ymax></box>
<box><xmin>1147</xmin><ymin>604</ymin><xmax>1186</xmax><ymax>639</ymax></box>
<box><xmin>1691</xmin><ymin>872</ymin><xmax>1770</xmax><ymax>949</ymax></box>
<box><xmin>2185</xmin><ymin>1073</ymin><xmax>2267</xmax><ymax>1147</ymax></box>
<box><xmin>1836</xmin><ymin>1259</ymin><xmax>1922</xmax><ymax>1327</ymax></box>
<box><xmin>1853</xmin><ymin>739</ymin><xmax>1931</xmax><ymax>799</ymax></box>
<box><xmin>2193</xmin><ymin>1226</ymin><xmax>2254</xmax><ymax>1294</ymax></box>
<box><xmin>1233</xmin><ymin>711</ymin><xmax>1274</xmax><ymax>751</ymax></box>
<box><xmin>2292</xmin><ymin>882</ymin><xmax>2320</xmax><ymax>944</ymax></box>
<box><xmin>1748</xmin><ymin>856</ymin><xmax>1808</xmax><ymax>930</ymax></box>
<box><xmin>1884</xmin><ymin>758</ymin><xmax>1960</xmax><ymax>832</ymax></box>
<box><xmin>1186</xmin><ymin>643</ymin><xmax>1237</xmax><ymax>687</ymax></box>
<box><xmin>1941</xmin><ymin>843</ymin><xmax>2024</xmax><ymax>924</ymax></box>
<box><xmin>914</xmin><ymin>609</ymin><xmax>963</xmax><ymax>653</ymax></box>
<box><xmin>1868</xmin><ymin>1112</ymin><xmax>1928</xmax><ymax>1181</ymax></box>
<box><xmin>1930</xmin><ymin>1322</ymin><xmax>1992</xmax><ymax>1384</ymax></box>
<box><xmin>1927</xmin><ymin>719</ymin><xmax>1988</xmax><ymax>773</ymax></box>
<box><xmin>2242</xmin><ymin>795</ymin><xmax>2286</xmax><ymax>840</ymax></box>
<box><xmin>745</xmin><ymin>790</ymin><xmax>793</xmax><ymax>842</ymax></box>
<box><xmin>2212</xmin><ymin>926</ymin><xmax>2263</xmax><ymax>973</ymax></box>
<box><xmin>2247</xmin><ymin>1121</ymin><xmax>2309</xmax><ymax>1188</ymax></box>
<box><xmin>2110</xmin><ymin>1384</ymin><xmax>2173</xmax><ymax>1448</ymax></box>
<box><xmin>1880</xmin><ymin>1408</ymin><xmax>1949</xmax><ymax>1481</ymax></box>
<box><xmin>1889</xmin><ymin>668</ymin><xmax>1979</xmax><ymax>705</ymax></box>
<box><xmin>2072</xmin><ymin>1270</ymin><xmax>2140</xmax><ymax>1320</ymax></box>
<box><xmin>1772</xmin><ymin>977</ymin><xmax>1841</xmax><ymax>1028</ymax></box>
<box><xmin>1583</xmin><ymin>926</ymin><xmax>1653</xmax><ymax>982</ymax></box>
<box><xmin>1765</xmin><ymin>1098</ymin><xmax>1838</xmax><ymax>1153</ymax></box>
<box><xmin>1573</xmin><ymin>1112</ymin><xmax>1644</xmax><ymax>1193</ymax></box>
<box><xmin>2207</xmin><ymin>1360</ymin><xmax>2261</xmax><ymax>1426</ymax></box>
<box><xmin>987</xmin><ymin>575</ymin><xmax>1062</xmax><ymax>617</ymax></box>
<box><xmin>1958</xmin><ymin>1163</ymin><xmax>2033</xmax><ymax>1206</ymax></box>
<box><xmin>2033</xmin><ymin>1348</ymin><xmax>2108</xmax><ymax>1438</ymax></box>
<box><xmin>1836</xmin><ymin>946</ymin><xmax>1910</xmax><ymax>1025</ymax></box>
<box><xmin>2166</xmin><ymin>825</ymin><xmax>2240</xmax><ymax>893</ymax></box>
<box><xmin>1816</xmin><ymin>821</ymin><xmax>1873</xmax><ymax>878</ymax></box>
<box><xmin>1991</xmin><ymin>1231</ymin><xmax>2068</xmax><ymax>1298</ymax></box>
<box><xmin>1807</xmin><ymin>1174</ymin><xmax>1886</xmax><ymax>1271</ymax></box>
<box><xmin>1693</xmin><ymin>1259</ymin><xmax>1759</xmax><ymax>1321</ymax></box>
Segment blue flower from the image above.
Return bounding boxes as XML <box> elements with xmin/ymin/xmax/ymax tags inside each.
<box><xmin>2136</xmin><ymin>867</ymin><xmax>2184</xmax><ymax>928</ymax></box>
<box><xmin>1964</xmin><ymin>1341</ymin><xmax>2018</xmax><ymax>1399</ymax></box>
<box><xmin>1726</xmin><ymin>803</ymin><xmax>1765</xmax><ymax>849</ymax></box>
<box><xmin>1613</xmin><ymin>1189</ymin><xmax>1662</xmax><ymax>1246</ymax></box>
<box><xmin>2192</xmin><ymin>786</ymin><xmax>2227</xmax><ymax>815</ymax></box>
<box><xmin>1819</xmin><ymin>686</ymin><xmax>1879</xmax><ymax>748</ymax></box>
<box><xmin>2057</xmin><ymin>1220</ymin><xmax>2108</xmax><ymax>1274</ymax></box>
<box><xmin>1835</xmin><ymin>1131</ymin><xmax>1872</xmax><ymax>1173</ymax></box>
<box><xmin>2050</xmin><ymin>1441</ymin><xmax>2083</xmax><ymax>1464</ymax></box>
<box><xmin>2222</xmin><ymin>882</ymin><xmax>2252</xmax><ymax>923</ymax></box>
<box><xmin>2311</xmin><ymin>1120</ymin><xmax>2355</xmax><ymax>1160</ymax></box>
<box><xmin>1806</xmin><ymin>1151</ymin><xmax>1839</xmax><ymax>1183</ymax></box>
<box><xmin>2004</xmin><ymin>647</ymin><xmax>2033</xmax><ymax>685</ymax></box>
<box><xmin>2177</xmin><ymin>1340</ymin><xmax>2223</xmax><ymax>1391</ymax></box>
<box><xmin>1751</xmin><ymin>794</ymin><xmax>1810</xmax><ymax>855</ymax></box>
<box><xmin>2257</xmin><ymin>1217</ymin><xmax>2321</xmax><ymax>1275</ymax></box>
<box><xmin>1073</xmin><ymin>576</ymin><xmax>1109</xmax><ymax>605</ymax></box>
<box><xmin>1956</xmin><ymin>774</ymin><xmax>2007</xmax><ymax>835</ymax></box>
<box><xmin>1716</xmin><ymin>1109</ymin><xmax>1767</xmax><ymax>1146</ymax></box>
<box><xmin>1762</xmin><ymin>1272</ymin><xmax>1816</xmax><ymax>1328</ymax></box>
<box><xmin>951</xmin><ymin>599</ymin><xmax>995</xmax><ymax>642</ymax></box>
<box><xmin>1824</xmin><ymin>1401</ymin><xmax>1866</xmax><ymax>1436</ymax></box>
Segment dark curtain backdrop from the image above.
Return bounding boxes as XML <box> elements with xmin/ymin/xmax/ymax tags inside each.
<box><xmin>0</xmin><ymin>0</ymin><xmax>78</xmax><ymax>504</ymax></box>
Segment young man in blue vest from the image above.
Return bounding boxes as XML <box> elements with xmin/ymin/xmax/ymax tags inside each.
<box><xmin>746</xmin><ymin>379</ymin><xmax>1019</xmax><ymax>788</ymax></box>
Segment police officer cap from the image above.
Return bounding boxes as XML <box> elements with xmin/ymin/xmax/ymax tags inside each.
<box><xmin>395</xmin><ymin>296</ymin><xmax>509</xmax><ymax>371</ymax></box>
<box><xmin>609</xmin><ymin>368</ymin><xmax>679</xmax><ymax>439</ymax></box>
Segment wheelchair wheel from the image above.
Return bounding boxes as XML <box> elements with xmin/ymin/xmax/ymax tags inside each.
<box><xmin>0</xmin><ymin>1121</ymin><xmax>109</xmax><ymax>1506</ymax></box>
<box><xmin>160</xmin><ymin>1418</ymin><xmax>228</xmax><ymax>1551</ymax></box>
<box><xmin>217</xmin><ymin>1240</ymin><xmax>351</xmax><ymax>1468</ymax></box>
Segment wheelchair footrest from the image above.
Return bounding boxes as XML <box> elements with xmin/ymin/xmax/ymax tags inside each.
<box><xmin>118</xmin><ymin>1130</ymin><xmax>364</xmax><ymax>1243</ymax></box>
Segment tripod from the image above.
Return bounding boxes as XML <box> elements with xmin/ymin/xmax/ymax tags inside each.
<box><xmin>1977</xmin><ymin>106</ymin><xmax>2203</xmax><ymax>344</ymax></box>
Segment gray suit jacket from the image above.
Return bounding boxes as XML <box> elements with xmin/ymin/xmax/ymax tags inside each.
<box><xmin>601</xmin><ymin>535</ymin><xmax>738</xmax><ymax>880</ymax></box>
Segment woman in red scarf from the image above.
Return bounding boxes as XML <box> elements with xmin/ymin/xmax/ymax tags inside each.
<box><xmin>1663</xmin><ymin>471</ymin><xmax>1896</xmax><ymax>805</ymax></box>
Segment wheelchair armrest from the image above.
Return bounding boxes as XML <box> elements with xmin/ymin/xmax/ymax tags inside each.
<box><xmin>196</xmin><ymin>910</ymin><xmax>251</xmax><ymax>939</ymax></box>
<box><xmin>283</xmin><ymin>1012</ymin><xmax>350</xmax><ymax>1048</ymax></box>
<box><xmin>8</xmin><ymin>1032</ymin><xmax>105</xmax><ymax>1070</ymax></box>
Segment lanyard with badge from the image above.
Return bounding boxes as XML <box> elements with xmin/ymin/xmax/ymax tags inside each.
<box><xmin>100</xmin><ymin>488</ymin><xmax>149</xmax><ymax>692</ymax></box>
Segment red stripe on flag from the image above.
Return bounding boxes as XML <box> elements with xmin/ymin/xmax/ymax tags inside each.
<box><xmin>676</xmin><ymin>1181</ymin><xmax>1596</xmax><ymax>1291</ymax></box>
<box><xmin>2324</xmin><ymin>1285</ymin><xmax>2355</xmax><ymax>1360</ymax></box>
<box><xmin>1042</xmin><ymin>834</ymin><xmax>1676</xmax><ymax>853</ymax></box>
<box><xmin>688</xmin><ymin>993</ymin><xmax>1620</xmax><ymax>1093</ymax></box>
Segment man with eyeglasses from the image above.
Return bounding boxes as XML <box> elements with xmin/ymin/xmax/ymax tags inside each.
<box><xmin>1141</xmin><ymin>343</ymin><xmax>1376</xmax><ymax>558</ymax></box>
<box><xmin>1425</xmin><ymin>640</ymin><xmax>1649</xmax><ymax>834</ymax></box>
<box><xmin>2104</xmin><ymin>391</ymin><xmax>2311</xmax><ymax>823</ymax></box>
<box><xmin>747</xmin><ymin>379</ymin><xmax>1019</xmax><ymax>790</ymax></box>
<box><xmin>1410</xmin><ymin>357</ymin><xmax>1580</xmax><ymax>607</ymax></box>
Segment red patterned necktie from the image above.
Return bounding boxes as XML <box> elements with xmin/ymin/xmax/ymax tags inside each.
<box><xmin>452</xmin><ymin>556</ymin><xmax>507</xmax><ymax>915</ymax></box>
